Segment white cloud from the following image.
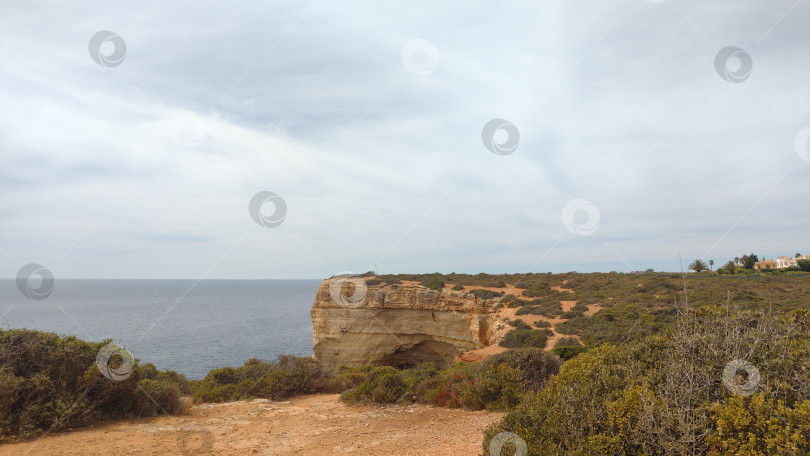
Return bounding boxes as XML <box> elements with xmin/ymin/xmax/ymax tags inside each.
<box><xmin>0</xmin><ymin>0</ymin><xmax>808</xmax><ymax>278</ymax></box>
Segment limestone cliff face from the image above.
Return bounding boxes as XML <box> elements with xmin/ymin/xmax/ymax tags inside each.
<box><xmin>311</xmin><ymin>279</ymin><xmax>499</xmax><ymax>370</ymax></box>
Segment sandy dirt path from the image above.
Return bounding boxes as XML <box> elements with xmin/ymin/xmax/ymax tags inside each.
<box><xmin>0</xmin><ymin>394</ymin><xmax>502</xmax><ymax>456</ymax></box>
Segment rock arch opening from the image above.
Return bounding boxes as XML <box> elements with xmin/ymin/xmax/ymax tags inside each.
<box><xmin>378</xmin><ymin>338</ymin><xmax>463</xmax><ymax>369</ymax></box>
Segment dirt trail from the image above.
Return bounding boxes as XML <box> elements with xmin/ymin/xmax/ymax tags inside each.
<box><xmin>0</xmin><ymin>395</ymin><xmax>502</xmax><ymax>456</ymax></box>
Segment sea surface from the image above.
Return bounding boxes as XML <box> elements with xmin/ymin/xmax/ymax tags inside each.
<box><xmin>0</xmin><ymin>279</ymin><xmax>320</xmax><ymax>379</ymax></box>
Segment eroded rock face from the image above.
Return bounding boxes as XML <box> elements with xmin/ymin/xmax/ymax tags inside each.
<box><xmin>311</xmin><ymin>279</ymin><xmax>499</xmax><ymax>370</ymax></box>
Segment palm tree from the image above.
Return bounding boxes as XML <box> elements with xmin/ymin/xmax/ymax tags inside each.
<box><xmin>734</xmin><ymin>256</ymin><xmax>740</xmax><ymax>265</ymax></box>
<box><xmin>709</xmin><ymin>259</ymin><xmax>714</xmax><ymax>271</ymax></box>
<box><xmin>797</xmin><ymin>253</ymin><xmax>802</xmax><ymax>258</ymax></box>
<box><xmin>689</xmin><ymin>259</ymin><xmax>708</xmax><ymax>273</ymax></box>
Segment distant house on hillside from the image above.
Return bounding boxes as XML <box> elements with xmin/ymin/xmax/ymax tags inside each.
<box><xmin>754</xmin><ymin>259</ymin><xmax>777</xmax><ymax>269</ymax></box>
<box><xmin>775</xmin><ymin>256</ymin><xmax>798</xmax><ymax>268</ymax></box>
<box><xmin>754</xmin><ymin>254</ymin><xmax>809</xmax><ymax>270</ymax></box>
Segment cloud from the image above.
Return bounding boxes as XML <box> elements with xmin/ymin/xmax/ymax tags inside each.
<box><xmin>0</xmin><ymin>0</ymin><xmax>808</xmax><ymax>278</ymax></box>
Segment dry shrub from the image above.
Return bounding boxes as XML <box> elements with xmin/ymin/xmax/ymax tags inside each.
<box><xmin>483</xmin><ymin>307</ymin><xmax>810</xmax><ymax>455</ymax></box>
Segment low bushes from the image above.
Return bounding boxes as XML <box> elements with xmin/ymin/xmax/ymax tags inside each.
<box><xmin>554</xmin><ymin>304</ymin><xmax>676</xmax><ymax>346</ymax></box>
<box><xmin>469</xmin><ymin>289</ymin><xmax>505</xmax><ymax>299</ymax></box>
<box><xmin>190</xmin><ymin>355</ymin><xmax>328</xmax><ymax>403</ymax></box>
<box><xmin>516</xmin><ymin>300</ymin><xmax>563</xmax><ymax>317</ymax></box>
<box><xmin>340</xmin><ymin>349</ymin><xmax>561</xmax><ymax>411</ymax></box>
<box><xmin>508</xmin><ymin>319</ymin><xmax>532</xmax><ymax>330</ymax></box>
<box><xmin>553</xmin><ymin>336</ymin><xmax>581</xmax><ymax>348</ymax></box>
<box><xmin>370</xmin><ymin>272</ymin><xmax>810</xmax><ymax>314</ymax></box>
<box><xmin>482</xmin><ymin>308</ymin><xmax>810</xmax><ymax>455</ymax></box>
<box><xmin>571</xmin><ymin>301</ymin><xmax>589</xmax><ymax>312</ymax></box>
<box><xmin>0</xmin><ymin>329</ymin><xmax>188</xmax><ymax>442</ymax></box>
<box><xmin>499</xmin><ymin>328</ymin><xmax>550</xmax><ymax>349</ymax></box>
<box><xmin>422</xmin><ymin>277</ymin><xmax>444</xmax><ymax>290</ymax></box>
<box><xmin>550</xmin><ymin>345</ymin><xmax>588</xmax><ymax>361</ymax></box>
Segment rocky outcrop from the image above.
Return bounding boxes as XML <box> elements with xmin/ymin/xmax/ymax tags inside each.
<box><xmin>311</xmin><ymin>279</ymin><xmax>499</xmax><ymax>371</ymax></box>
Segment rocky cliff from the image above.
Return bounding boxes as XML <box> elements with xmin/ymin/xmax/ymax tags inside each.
<box><xmin>311</xmin><ymin>278</ymin><xmax>499</xmax><ymax>370</ymax></box>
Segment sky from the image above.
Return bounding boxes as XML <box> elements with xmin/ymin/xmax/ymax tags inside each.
<box><xmin>1</xmin><ymin>0</ymin><xmax>808</xmax><ymax>280</ymax></box>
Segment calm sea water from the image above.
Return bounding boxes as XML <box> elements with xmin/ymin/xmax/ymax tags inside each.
<box><xmin>0</xmin><ymin>279</ymin><xmax>320</xmax><ymax>379</ymax></box>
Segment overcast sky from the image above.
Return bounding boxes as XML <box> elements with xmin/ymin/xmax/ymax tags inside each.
<box><xmin>1</xmin><ymin>0</ymin><xmax>808</xmax><ymax>279</ymax></box>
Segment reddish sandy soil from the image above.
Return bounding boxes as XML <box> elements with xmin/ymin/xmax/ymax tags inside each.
<box><xmin>386</xmin><ymin>280</ymin><xmax>602</xmax><ymax>359</ymax></box>
<box><xmin>455</xmin><ymin>280</ymin><xmax>602</xmax><ymax>360</ymax></box>
<box><xmin>0</xmin><ymin>395</ymin><xmax>502</xmax><ymax>456</ymax></box>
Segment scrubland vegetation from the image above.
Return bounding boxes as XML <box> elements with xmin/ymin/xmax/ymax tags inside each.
<box><xmin>3</xmin><ymin>270</ymin><xmax>809</xmax><ymax>454</ymax></box>
<box><xmin>0</xmin><ymin>329</ymin><xmax>189</xmax><ymax>441</ymax></box>
<box><xmin>339</xmin><ymin>348</ymin><xmax>560</xmax><ymax>411</ymax></box>
<box><xmin>373</xmin><ymin>270</ymin><xmax>810</xmax><ymax>349</ymax></box>
<box><xmin>482</xmin><ymin>307</ymin><xmax>810</xmax><ymax>455</ymax></box>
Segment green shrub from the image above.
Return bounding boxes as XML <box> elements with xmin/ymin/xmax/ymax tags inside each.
<box><xmin>0</xmin><ymin>329</ymin><xmax>188</xmax><ymax>441</ymax></box>
<box><xmin>708</xmin><ymin>395</ymin><xmax>810</xmax><ymax>454</ymax></box>
<box><xmin>522</xmin><ymin>288</ymin><xmax>547</xmax><ymax>297</ymax></box>
<box><xmin>499</xmin><ymin>328</ymin><xmax>548</xmax><ymax>349</ymax></box>
<box><xmin>481</xmin><ymin>348</ymin><xmax>561</xmax><ymax>392</ymax></box>
<box><xmin>469</xmin><ymin>289</ymin><xmax>505</xmax><ymax>299</ymax></box>
<box><xmin>340</xmin><ymin>366</ymin><xmax>407</xmax><ymax>404</ymax></box>
<box><xmin>554</xmin><ymin>336</ymin><xmax>582</xmax><ymax>348</ymax></box>
<box><xmin>500</xmin><ymin>294</ymin><xmax>516</xmax><ymax>304</ymax></box>
<box><xmin>515</xmin><ymin>305</ymin><xmax>536</xmax><ymax>316</ymax></box>
<box><xmin>452</xmin><ymin>284</ymin><xmax>465</xmax><ymax>291</ymax></box>
<box><xmin>572</xmin><ymin>301</ymin><xmax>589</xmax><ymax>312</ymax></box>
<box><xmin>418</xmin><ymin>274</ymin><xmax>445</xmax><ymax>290</ymax></box>
<box><xmin>508</xmin><ymin>319</ymin><xmax>532</xmax><ymax>330</ymax></box>
<box><xmin>516</xmin><ymin>300</ymin><xmax>563</xmax><ymax>318</ymax></box>
<box><xmin>191</xmin><ymin>355</ymin><xmax>327</xmax><ymax>403</ymax></box>
<box><xmin>137</xmin><ymin>379</ymin><xmax>185</xmax><ymax>415</ymax></box>
<box><xmin>551</xmin><ymin>345</ymin><xmax>588</xmax><ymax>361</ymax></box>
<box><xmin>533</xmin><ymin>320</ymin><xmax>551</xmax><ymax>328</ymax></box>
<box><xmin>340</xmin><ymin>350</ymin><xmax>559</xmax><ymax>411</ymax></box>
<box><xmin>457</xmin><ymin>364</ymin><xmax>524</xmax><ymax>411</ymax></box>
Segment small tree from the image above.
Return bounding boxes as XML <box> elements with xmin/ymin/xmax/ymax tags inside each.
<box><xmin>688</xmin><ymin>259</ymin><xmax>708</xmax><ymax>273</ymax></box>
<box><xmin>742</xmin><ymin>253</ymin><xmax>758</xmax><ymax>270</ymax></box>
<box><xmin>719</xmin><ymin>261</ymin><xmax>736</xmax><ymax>274</ymax></box>
<box><xmin>796</xmin><ymin>253</ymin><xmax>802</xmax><ymax>258</ymax></box>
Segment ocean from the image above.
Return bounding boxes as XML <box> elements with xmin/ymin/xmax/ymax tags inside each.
<box><xmin>0</xmin><ymin>279</ymin><xmax>321</xmax><ymax>379</ymax></box>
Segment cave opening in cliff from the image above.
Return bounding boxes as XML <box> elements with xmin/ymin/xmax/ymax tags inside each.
<box><xmin>378</xmin><ymin>339</ymin><xmax>460</xmax><ymax>370</ymax></box>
